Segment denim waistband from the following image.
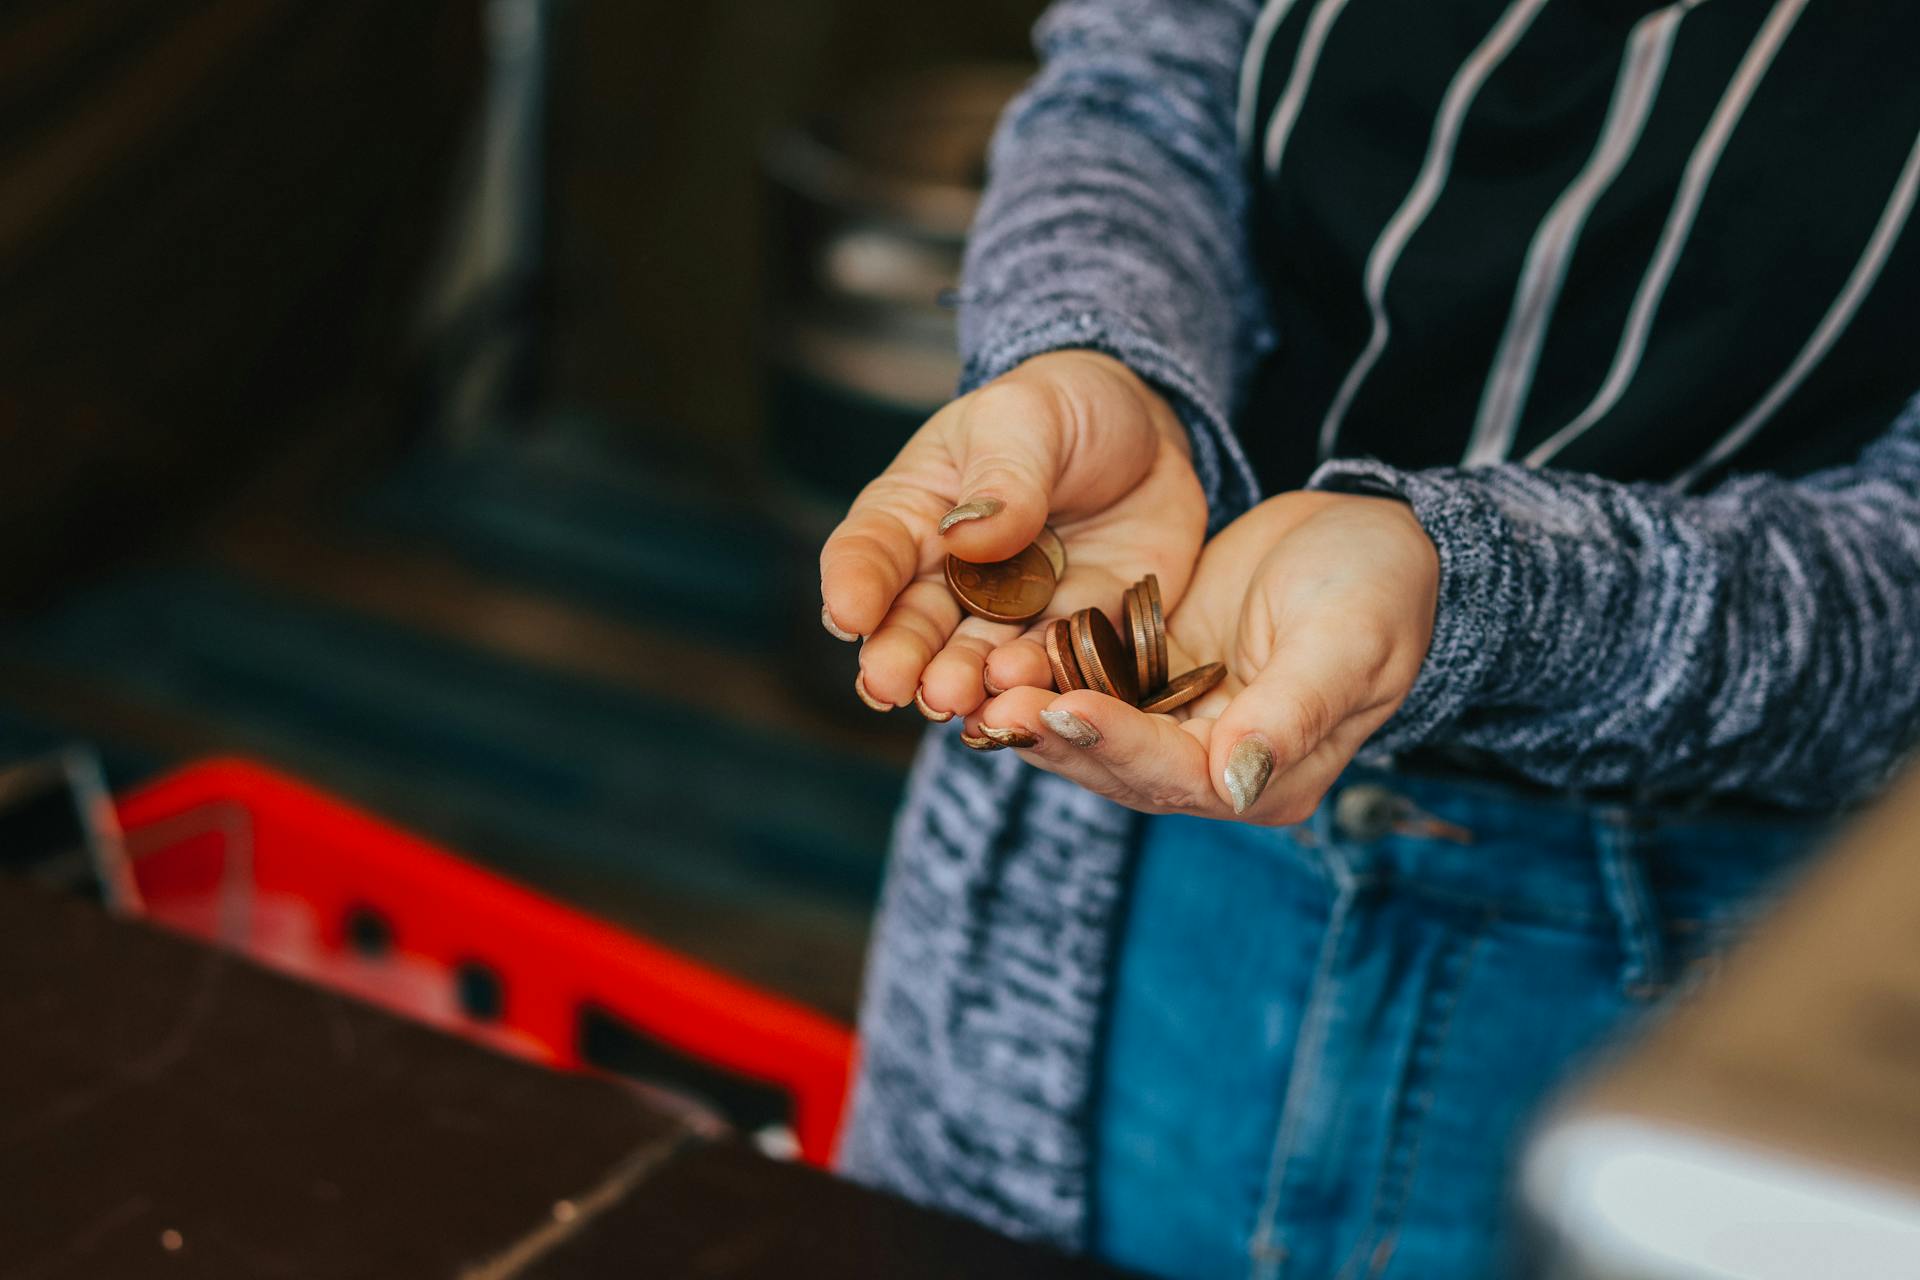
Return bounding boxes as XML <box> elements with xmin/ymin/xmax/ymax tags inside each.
<box><xmin>1270</xmin><ymin>763</ymin><xmax>1836</xmax><ymax>939</ymax></box>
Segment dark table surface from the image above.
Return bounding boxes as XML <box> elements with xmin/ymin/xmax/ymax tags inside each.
<box><xmin>0</xmin><ymin>882</ymin><xmax>1117</xmax><ymax>1278</ymax></box>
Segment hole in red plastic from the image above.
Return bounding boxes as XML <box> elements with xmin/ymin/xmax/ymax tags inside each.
<box><xmin>344</xmin><ymin>905</ymin><xmax>392</xmax><ymax>958</ymax></box>
<box><xmin>455</xmin><ymin>961</ymin><xmax>505</xmax><ymax>1021</ymax></box>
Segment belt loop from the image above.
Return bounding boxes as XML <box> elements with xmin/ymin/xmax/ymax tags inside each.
<box><xmin>1595</xmin><ymin>809</ymin><xmax>1666</xmax><ymax>1000</ymax></box>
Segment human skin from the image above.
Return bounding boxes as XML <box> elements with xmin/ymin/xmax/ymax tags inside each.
<box><xmin>968</xmin><ymin>485</ymin><xmax>1439</xmax><ymax>821</ymax></box>
<box><xmin>820</xmin><ymin>350</ymin><xmax>1207</xmax><ymax>718</ymax></box>
<box><xmin>820</xmin><ymin>351</ymin><xmax>1439</xmax><ymax>819</ymax></box>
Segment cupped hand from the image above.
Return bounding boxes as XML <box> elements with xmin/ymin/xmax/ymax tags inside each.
<box><xmin>819</xmin><ymin>350</ymin><xmax>1207</xmax><ymax>720</ymax></box>
<box><xmin>960</xmin><ymin>490</ymin><xmax>1439</xmax><ymax>824</ymax></box>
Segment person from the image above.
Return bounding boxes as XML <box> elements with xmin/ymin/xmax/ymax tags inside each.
<box><xmin>817</xmin><ymin>1</ymin><xmax>1920</xmax><ymax>1276</ymax></box>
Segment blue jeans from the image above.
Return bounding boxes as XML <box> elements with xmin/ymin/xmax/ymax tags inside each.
<box><xmin>1092</xmin><ymin>765</ymin><xmax>1823</xmax><ymax>1280</ymax></box>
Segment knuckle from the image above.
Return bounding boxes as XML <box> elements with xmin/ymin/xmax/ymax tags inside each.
<box><xmin>1141</xmin><ymin>765</ymin><xmax>1210</xmax><ymax>813</ymax></box>
<box><xmin>830</xmin><ymin>526</ymin><xmax>911</xmax><ymax>579</ymax></box>
<box><xmin>856</xmin><ymin>472</ymin><xmax>925</xmax><ymax>511</ymax></box>
<box><xmin>1146</xmin><ymin>786</ymin><xmax>1204</xmax><ymax>813</ymax></box>
<box><xmin>1347</xmin><ymin>624</ymin><xmax>1395</xmax><ymax>679</ymax></box>
<box><xmin>967</xmin><ymin>378</ymin><xmax>1050</xmax><ymax>425</ymax></box>
<box><xmin>1273</xmin><ymin>690</ymin><xmax>1336</xmax><ymax>760</ymax></box>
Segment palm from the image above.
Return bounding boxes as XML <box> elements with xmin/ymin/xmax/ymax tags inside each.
<box><xmin>967</xmin><ymin>490</ymin><xmax>1436</xmax><ymax>826</ymax></box>
<box><xmin>1158</xmin><ymin>493</ymin><xmax>1345</xmax><ymax>690</ymax></box>
<box><xmin>1156</xmin><ymin>492</ymin><xmax>1437</xmax><ymax>791</ymax></box>
<box><xmin>821</xmin><ymin>351</ymin><xmax>1208</xmax><ymax>716</ymax></box>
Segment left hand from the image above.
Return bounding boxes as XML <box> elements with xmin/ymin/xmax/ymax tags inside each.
<box><xmin>962</xmin><ymin>490</ymin><xmax>1440</xmax><ymax>824</ymax></box>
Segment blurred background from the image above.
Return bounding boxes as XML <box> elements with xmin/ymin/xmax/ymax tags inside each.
<box><xmin>0</xmin><ymin>0</ymin><xmax>1050</xmax><ymax>1024</ymax></box>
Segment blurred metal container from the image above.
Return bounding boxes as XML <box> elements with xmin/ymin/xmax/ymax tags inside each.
<box><xmin>762</xmin><ymin>65</ymin><xmax>1029</xmax><ymax>517</ymax></box>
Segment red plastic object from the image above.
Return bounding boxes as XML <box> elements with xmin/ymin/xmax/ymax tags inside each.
<box><xmin>115</xmin><ymin>758</ymin><xmax>856</xmax><ymax>1166</ymax></box>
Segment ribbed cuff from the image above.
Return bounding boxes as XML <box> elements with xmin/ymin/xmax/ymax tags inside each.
<box><xmin>1307</xmin><ymin>458</ymin><xmax>1524</xmax><ymax>751</ymax></box>
<box><xmin>959</xmin><ymin>310</ymin><xmax>1261</xmax><ymax>531</ymax></box>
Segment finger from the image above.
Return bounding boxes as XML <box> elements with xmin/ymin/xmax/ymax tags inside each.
<box><xmin>981</xmin><ymin>633</ymin><xmax>1054</xmax><ymax>695</ymax></box>
<box><xmin>1250</xmin><ymin>722</ymin><xmax>1377</xmax><ymax>827</ymax></box>
<box><xmin>1034</xmin><ymin>689</ymin><xmax>1221</xmax><ymax>815</ymax></box>
<box><xmin>964</xmin><ymin>686</ymin><xmax>1129</xmax><ymax>796</ymax></box>
<box><xmin>919</xmin><ymin>618</ymin><xmax>1021</xmax><ymax>718</ymax></box>
<box><xmin>1208</xmin><ymin>622</ymin><xmax>1389</xmax><ymax>816</ymax></box>
<box><xmin>980</xmin><ymin>566</ymin><xmax>1145</xmax><ymax>694</ymax></box>
<box><xmin>938</xmin><ymin>381</ymin><xmax>1064</xmax><ymax>564</ymax></box>
<box><xmin>858</xmin><ymin>579</ymin><xmax>963</xmax><ymax>707</ymax></box>
<box><xmin>820</xmin><ymin>475</ymin><xmax>947</xmax><ymax>638</ymax></box>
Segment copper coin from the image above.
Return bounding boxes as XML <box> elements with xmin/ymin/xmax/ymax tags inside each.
<box><xmin>1145</xmin><ymin>573</ymin><xmax>1167</xmax><ymax>689</ymax></box>
<box><xmin>1067</xmin><ymin>609</ymin><xmax>1108</xmax><ymax>696</ymax></box>
<box><xmin>1034</xmin><ymin>524</ymin><xmax>1068</xmax><ymax>581</ymax></box>
<box><xmin>1070</xmin><ymin>607</ymin><xmax>1139</xmax><ymax>704</ymax></box>
<box><xmin>1121</xmin><ymin>583</ymin><xmax>1152</xmax><ymax>694</ymax></box>
<box><xmin>1125</xmin><ymin>584</ymin><xmax>1152</xmax><ymax>701</ymax></box>
<box><xmin>1045</xmin><ymin>617</ymin><xmax>1086</xmax><ymax>693</ymax></box>
<box><xmin>945</xmin><ymin>544</ymin><xmax>1056</xmax><ymax>624</ymax></box>
<box><xmin>1137</xmin><ymin>662</ymin><xmax>1226</xmax><ymax>715</ymax></box>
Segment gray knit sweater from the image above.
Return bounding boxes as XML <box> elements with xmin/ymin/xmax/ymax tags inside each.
<box><xmin>837</xmin><ymin>0</ymin><xmax>1920</xmax><ymax>1248</ymax></box>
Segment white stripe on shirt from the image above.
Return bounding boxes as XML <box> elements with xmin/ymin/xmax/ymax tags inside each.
<box><xmin>1525</xmin><ymin>0</ymin><xmax>1808</xmax><ymax>468</ymax></box>
<box><xmin>1262</xmin><ymin>0</ymin><xmax>1352</xmax><ymax>178</ymax></box>
<box><xmin>1238</xmin><ymin>0</ymin><xmax>1308</xmax><ymax>157</ymax></box>
<box><xmin>1317</xmin><ymin>0</ymin><xmax>1553</xmax><ymax>461</ymax></box>
<box><xmin>1672</xmin><ymin>124</ymin><xmax>1920</xmax><ymax>489</ymax></box>
<box><xmin>1463</xmin><ymin>3</ymin><xmax>1691</xmax><ymax>468</ymax></box>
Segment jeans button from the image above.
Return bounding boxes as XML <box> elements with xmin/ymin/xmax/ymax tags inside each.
<box><xmin>1334</xmin><ymin>784</ymin><xmax>1403</xmax><ymax>842</ymax></box>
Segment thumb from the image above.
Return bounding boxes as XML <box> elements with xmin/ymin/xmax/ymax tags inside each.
<box><xmin>1208</xmin><ymin>624</ymin><xmax>1378</xmax><ymax>819</ymax></box>
<box><xmin>939</xmin><ymin>380</ymin><xmax>1064</xmax><ymax>563</ymax></box>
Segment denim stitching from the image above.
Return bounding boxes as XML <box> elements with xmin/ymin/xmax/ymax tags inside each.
<box><xmin>1595</xmin><ymin>823</ymin><xmax>1667</xmax><ymax>997</ymax></box>
<box><xmin>1343</xmin><ymin>923</ymin><xmax>1490</xmax><ymax>1280</ymax></box>
<box><xmin>1246</xmin><ymin>856</ymin><xmax>1362</xmax><ymax>1280</ymax></box>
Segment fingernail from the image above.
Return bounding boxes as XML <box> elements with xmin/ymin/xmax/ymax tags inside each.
<box><xmin>937</xmin><ymin>497</ymin><xmax>1003</xmax><ymax>535</ymax></box>
<box><xmin>1039</xmin><ymin>708</ymin><xmax>1100</xmax><ymax>748</ymax></box>
<box><xmin>981</xmin><ymin>725</ymin><xmax>1040</xmax><ymax>749</ymax></box>
<box><xmin>982</xmin><ymin>671</ymin><xmax>1004</xmax><ymax>697</ymax></box>
<box><xmin>1224</xmin><ymin>737</ymin><xmax>1275</xmax><ymax>815</ymax></box>
<box><xmin>854</xmin><ymin>673</ymin><xmax>897</xmax><ymax>713</ymax></box>
<box><xmin>914</xmin><ymin>689</ymin><xmax>954</xmax><ymax>723</ymax></box>
<box><xmin>821</xmin><ymin>603</ymin><xmax>860</xmax><ymax>643</ymax></box>
<box><xmin>960</xmin><ymin>730</ymin><xmax>1003</xmax><ymax>751</ymax></box>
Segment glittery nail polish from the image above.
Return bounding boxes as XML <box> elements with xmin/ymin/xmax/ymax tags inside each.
<box><xmin>937</xmin><ymin>497</ymin><xmax>1004</xmax><ymax>535</ymax></box>
<box><xmin>1039</xmin><ymin>708</ymin><xmax>1101</xmax><ymax>747</ymax></box>
<box><xmin>1224</xmin><ymin>736</ymin><xmax>1275</xmax><ymax>814</ymax></box>
<box><xmin>981</xmin><ymin>725</ymin><xmax>1040</xmax><ymax>750</ymax></box>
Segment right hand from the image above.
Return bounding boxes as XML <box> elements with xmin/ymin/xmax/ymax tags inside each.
<box><xmin>820</xmin><ymin>349</ymin><xmax>1208</xmax><ymax>719</ymax></box>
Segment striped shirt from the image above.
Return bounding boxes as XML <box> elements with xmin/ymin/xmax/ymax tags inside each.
<box><xmin>1236</xmin><ymin>0</ymin><xmax>1920</xmax><ymax>492</ymax></box>
<box><xmin>841</xmin><ymin>0</ymin><xmax>1920</xmax><ymax>1251</ymax></box>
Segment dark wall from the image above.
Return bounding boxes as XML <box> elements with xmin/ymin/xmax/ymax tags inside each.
<box><xmin>0</xmin><ymin>0</ymin><xmax>482</xmax><ymax>604</ymax></box>
<box><xmin>542</xmin><ymin>0</ymin><xmax>1047</xmax><ymax>467</ymax></box>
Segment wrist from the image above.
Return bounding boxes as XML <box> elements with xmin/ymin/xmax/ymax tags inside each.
<box><xmin>1306</xmin><ymin>460</ymin><xmax>1526</xmax><ymax>749</ymax></box>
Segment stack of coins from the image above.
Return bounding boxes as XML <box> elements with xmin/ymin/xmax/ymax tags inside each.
<box><xmin>1042</xmin><ymin>576</ymin><xmax>1224</xmax><ymax>714</ymax></box>
<box><xmin>946</xmin><ymin>532</ymin><xmax>1227</xmax><ymax>715</ymax></box>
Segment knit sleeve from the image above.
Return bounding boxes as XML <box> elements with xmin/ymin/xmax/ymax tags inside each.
<box><xmin>957</xmin><ymin>0</ymin><xmax>1271</xmax><ymax>527</ymax></box>
<box><xmin>1309</xmin><ymin>395</ymin><xmax>1920</xmax><ymax>808</ymax></box>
